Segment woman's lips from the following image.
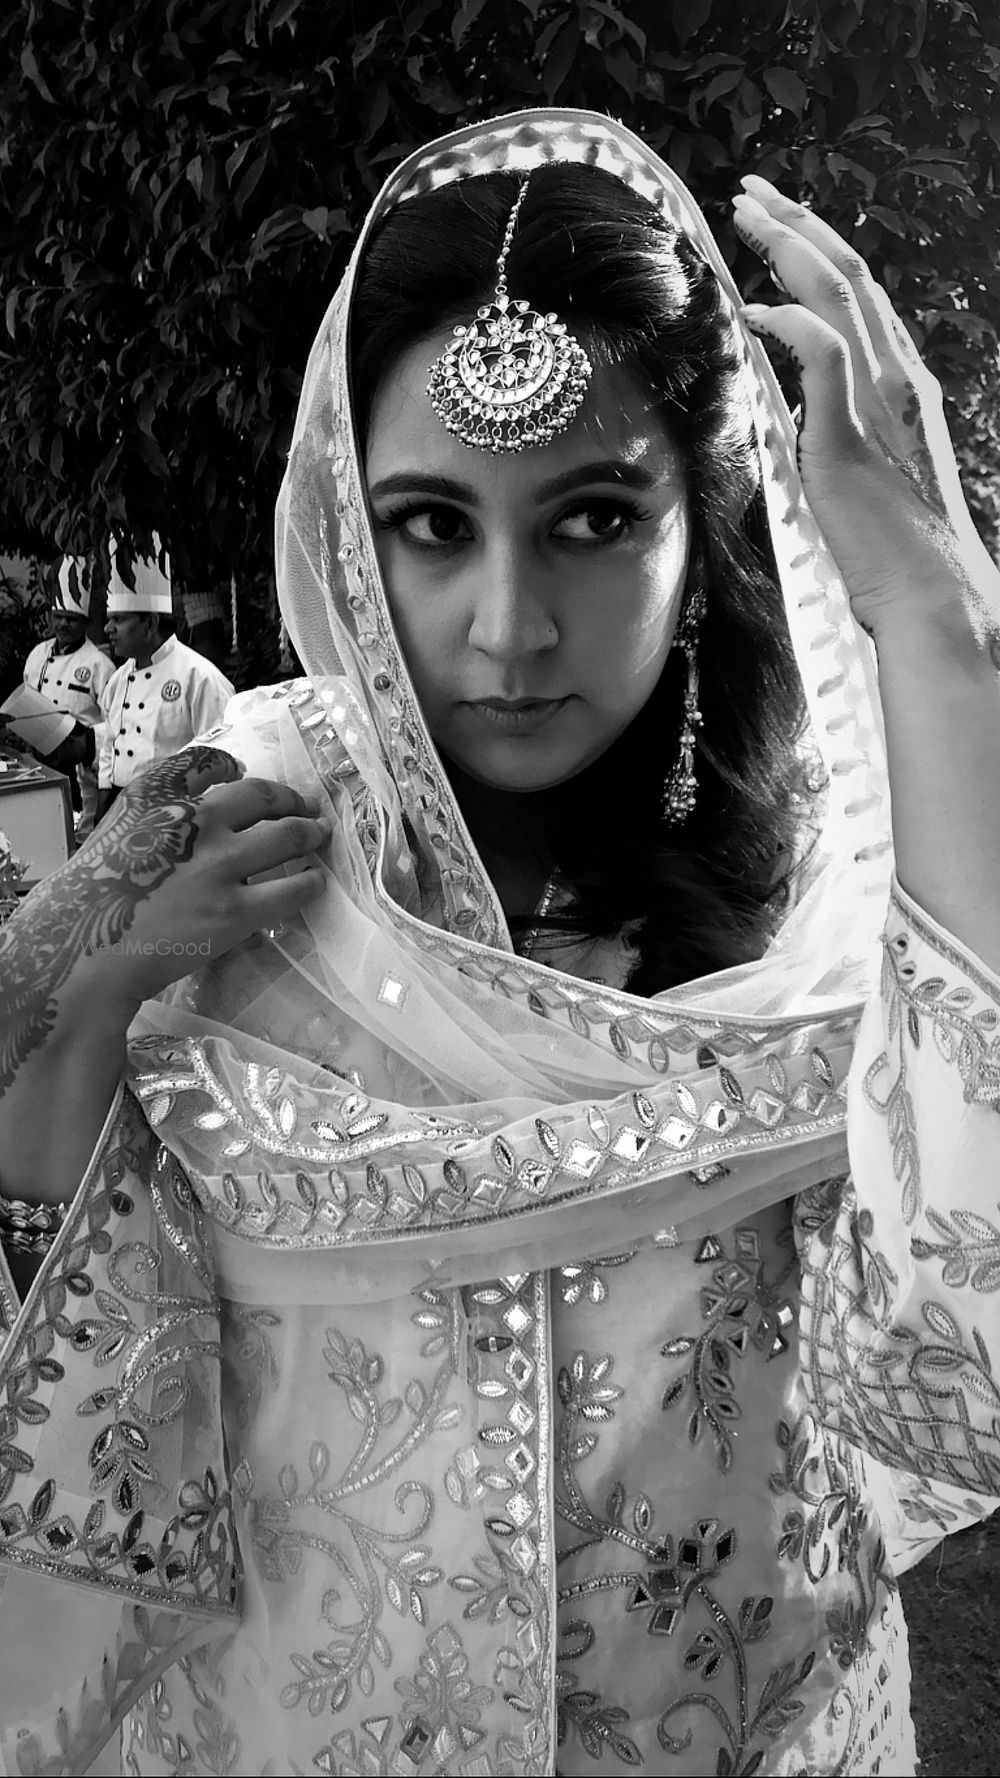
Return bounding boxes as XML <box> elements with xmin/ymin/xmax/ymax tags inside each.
<box><xmin>463</xmin><ymin>697</ymin><xmax>569</xmax><ymax>733</ymax></box>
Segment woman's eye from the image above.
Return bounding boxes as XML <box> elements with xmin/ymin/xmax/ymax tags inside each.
<box><xmin>551</xmin><ymin>502</ymin><xmax>634</xmax><ymax>543</ymax></box>
<box><xmin>387</xmin><ymin>505</ymin><xmax>470</xmax><ymax>546</ymax></box>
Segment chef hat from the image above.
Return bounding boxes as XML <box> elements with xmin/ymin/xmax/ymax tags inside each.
<box><xmin>54</xmin><ymin>556</ymin><xmax>91</xmax><ymax>618</ymax></box>
<box><xmin>106</xmin><ymin>534</ymin><xmax>172</xmax><ymax>614</ymax></box>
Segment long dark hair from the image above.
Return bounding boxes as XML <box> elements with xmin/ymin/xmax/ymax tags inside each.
<box><xmin>351</xmin><ymin>163</ymin><xmax>816</xmax><ymax>994</ymax></box>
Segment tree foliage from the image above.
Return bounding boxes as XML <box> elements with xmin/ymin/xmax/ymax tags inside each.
<box><xmin>1</xmin><ymin>0</ymin><xmax>998</xmax><ymax>640</ymax></box>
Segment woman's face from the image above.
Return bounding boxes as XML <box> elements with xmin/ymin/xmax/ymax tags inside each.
<box><xmin>365</xmin><ymin>329</ymin><xmax>691</xmax><ymax>793</ymax></box>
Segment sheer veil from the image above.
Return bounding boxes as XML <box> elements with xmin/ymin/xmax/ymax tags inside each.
<box><xmin>276</xmin><ymin>108</ymin><xmax>892</xmax><ymax>1009</ymax></box>
<box><xmin>140</xmin><ymin>109</ymin><xmax>895</xmax><ymax>1288</ymax></box>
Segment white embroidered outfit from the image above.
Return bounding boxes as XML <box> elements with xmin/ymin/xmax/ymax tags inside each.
<box><xmin>2</xmin><ymin>111</ymin><xmax>999</xmax><ymax>1778</ymax></box>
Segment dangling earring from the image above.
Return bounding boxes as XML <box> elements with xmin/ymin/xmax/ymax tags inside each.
<box><xmin>662</xmin><ymin>581</ymin><xmax>707</xmax><ymax>826</ymax></box>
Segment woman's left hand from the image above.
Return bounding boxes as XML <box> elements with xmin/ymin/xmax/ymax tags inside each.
<box><xmin>732</xmin><ymin>176</ymin><xmax>998</xmax><ymax>641</ymax></box>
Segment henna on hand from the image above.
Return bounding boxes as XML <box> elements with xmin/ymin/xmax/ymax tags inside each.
<box><xmin>0</xmin><ymin>747</ymin><xmax>243</xmax><ymax>1094</ymax></box>
<box><xmin>886</xmin><ymin>383</ymin><xmax>949</xmax><ymax>523</ymax></box>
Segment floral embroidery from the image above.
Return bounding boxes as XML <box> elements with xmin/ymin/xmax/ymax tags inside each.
<box><xmin>793</xmin><ymin>902</ymin><xmax>1000</xmax><ymax>1528</ymax></box>
<box><xmin>129</xmin><ymin>1039</ymin><xmax>848</xmax><ymax>1247</ymax></box>
<box><xmin>270</xmin><ymin>1311</ymin><xmax>462</xmax><ymax>1721</ymax></box>
<box><xmin>861</xmin><ymin>1045</ymin><xmax>921</xmax><ymax>1228</ymax></box>
<box><xmin>770</xmin><ymin>1409</ymin><xmax>891</xmax><ymax>1679</ymax></box>
<box><xmin>6</xmin><ymin>888</ymin><xmax>995</xmax><ymax>1774</ymax></box>
<box><xmin>556</xmin><ymin>1659</ymin><xmax>641</xmax><ymax>1767</ymax></box>
<box><xmin>819</xmin><ymin>1598</ymin><xmax>905</xmax><ymax>1778</ymax></box>
<box><xmin>0</xmin><ymin>1249</ymin><xmax>19</xmax><ymax>1341</ymax></box>
<box><xmin>867</xmin><ymin>918</ymin><xmax>1000</xmax><ymax>1227</ymax></box>
<box><xmin>911</xmin><ymin>1204</ymin><xmax>1000</xmax><ymax>1292</ymax></box>
<box><xmin>0</xmin><ymin>1094</ymin><xmax>236</xmax><ymax>1613</ymax></box>
<box><xmin>659</xmin><ymin>1226</ymin><xmax>797</xmax><ymax>1473</ymax></box>
<box><xmin>369</xmin><ymin>885</ymin><xmax>858</xmax><ymax>1085</ymax></box>
<box><xmin>126</xmin><ymin>1636</ymin><xmax>241</xmax><ymax>1776</ymax></box>
<box><xmin>208</xmin><ymin>1275</ymin><xmax>554</xmax><ymax>1774</ymax></box>
<box><xmin>553</xmin><ymin>1340</ymin><xmax>819</xmax><ymax>1773</ymax></box>
<box><xmin>8</xmin><ymin>1609</ymin><xmax>212</xmax><ymax>1777</ymax></box>
<box><xmin>795</xmin><ymin>1175</ymin><xmax>847</xmax><ymax>1244</ymax></box>
<box><xmin>557</xmin><ymin>1252</ymin><xmax>636</xmax><ymax>1306</ymax></box>
<box><xmin>394</xmin><ymin>1624</ymin><xmax>493</xmax><ymax>1760</ymax></box>
<box><xmin>800</xmin><ymin>1198</ymin><xmax>1000</xmax><ymax>1495</ymax></box>
<box><xmin>883</xmin><ymin>910</ymin><xmax>1000</xmax><ymax>1108</ymax></box>
<box><xmin>657</xmin><ymin>1587</ymin><xmax>815</xmax><ymax>1774</ymax></box>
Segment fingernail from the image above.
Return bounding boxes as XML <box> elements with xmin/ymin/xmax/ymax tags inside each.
<box><xmin>733</xmin><ymin>192</ymin><xmax>771</xmax><ymax>222</ymax></box>
<box><xmin>741</xmin><ymin>173</ymin><xmax>781</xmax><ymax>197</ymax></box>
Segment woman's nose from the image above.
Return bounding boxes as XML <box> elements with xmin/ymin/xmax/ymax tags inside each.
<box><xmin>467</xmin><ymin>538</ymin><xmax>558</xmax><ymax>661</ymax></box>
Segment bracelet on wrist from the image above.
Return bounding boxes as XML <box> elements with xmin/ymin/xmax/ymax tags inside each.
<box><xmin>0</xmin><ymin>1193</ymin><xmax>67</xmax><ymax>1255</ymax></box>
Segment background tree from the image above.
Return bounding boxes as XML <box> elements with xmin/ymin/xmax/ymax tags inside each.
<box><xmin>1</xmin><ymin>0</ymin><xmax>998</xmax><ymax>679</ymax></box>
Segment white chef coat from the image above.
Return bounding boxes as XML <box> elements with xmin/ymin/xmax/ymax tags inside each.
<box><xmin>23</xmin><ymin>637</ymin><xmax>114</xmax><ymax>728</ymax></box>
<box><xmin>22</xmin><ymin>637</ymin><xmax>116</xmax><ymax>834</ymax></box>
<box><xmin>97</xmin><ymin>636</ymin><xmax>234</xmax><ymax>790</ymax></box>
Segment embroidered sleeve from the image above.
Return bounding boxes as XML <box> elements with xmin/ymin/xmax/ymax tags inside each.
<box><xmin>0</xmin><ymin>1088</ymin><xmax>238</xmax><ymax>1775</ymax></box>
<box><xmin>799</xmin><ymin>880</ymin><xmax>1000</xmax><ymax>1510</ymax></box>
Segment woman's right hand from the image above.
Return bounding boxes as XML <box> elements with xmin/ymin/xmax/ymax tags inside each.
<box><xmin>0</xmin><ymin>745</ymin><xmax>330</xmax><ymax>1091</ymax></box>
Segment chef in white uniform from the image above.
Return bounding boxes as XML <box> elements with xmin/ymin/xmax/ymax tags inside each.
<box><xmin>21</xmin><ymin>558</ymin><xmax>114</xmax><ymax>836</ymax></box>
<box><xmin>96</xmin><ymin>539</ymin><xmax>234</xmax><ymax>820</ymax></box>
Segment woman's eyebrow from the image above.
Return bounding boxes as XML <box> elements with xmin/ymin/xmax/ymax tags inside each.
<box><xmin>366</xmin><ymin>460</ymin><xmax>666</xmax><ymax>505</ymax></box>
<box><xmin>531</xmin><ymin>460</ymin><xmax>664</xmax><ymax>502</ymax></box>
<box><xmin>367</xmin><ymin>471</ymin><xmax>478</xmax><ymax>503</ymax></box>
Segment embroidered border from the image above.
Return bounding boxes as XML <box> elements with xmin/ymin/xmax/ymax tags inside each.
<box><xmin>0</xmin><ymin>1093</ymin><xmax>239</xmax><ymax>1614</ymax></box>
<box><xmin>129</xmin><ymin>1037</ymin><xmax>850</xmax><ymax>1249</ymax></box>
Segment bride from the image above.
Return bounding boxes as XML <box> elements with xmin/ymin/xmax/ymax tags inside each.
<box><xmin>2</xmin><ymin>109</ymin><xmax>1000</xmax><ymax>1776</ymax></box>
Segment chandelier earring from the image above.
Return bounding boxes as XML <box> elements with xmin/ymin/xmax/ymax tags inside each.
<box><xmin>662</xmin><ymin>580</ymin><xmax>707</xmax><ymax>826</ymax></box>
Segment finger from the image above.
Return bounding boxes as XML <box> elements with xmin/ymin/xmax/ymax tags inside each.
<box><xmin>235</xmin><ymin>813</ymin><xmax>331</xmax><ymax>877</ymax></box>
<box><xmin>733</xmin><ymin>192</ymin><xmax>884</xmax><ymax>396</ymax></box>
<box><xmin>241</xmin><ymin>864</ymin><xmax>326</xmax><ymax>926</ymax></box>
<box><xmin>864</xmin><ymin>279</ymin><xmax>931</xmax><ymax>382</ymax></box>
<box><xmin>738</xmin><ymin>177</ymin><xmax>923</xmax><ymax>380</ymax></box>
<box><xmin>736</xmin><ymin>189</ymin><xmax>943</xmax><ymax>457</ymax></box>
<box><xmin>740</xmin><ymin>302</ymin><xmax>865</xmax><ymax>456</ymax></box>
<box><xmin>200</xmin><ymin>775</ymin><xmax>322</xmax><ymax>832</ymax></box>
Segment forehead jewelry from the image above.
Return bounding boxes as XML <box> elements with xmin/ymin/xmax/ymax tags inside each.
<box><xmin>427</xmin><ymin>175</ymin><xmax>593</xmax><ymax>454</ymax></box>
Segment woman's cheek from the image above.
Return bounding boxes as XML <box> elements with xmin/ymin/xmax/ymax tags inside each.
<box><xmin>613</xmin><ymin>583</ymin><xmax>679</xmax><ymax>680</ymax></box>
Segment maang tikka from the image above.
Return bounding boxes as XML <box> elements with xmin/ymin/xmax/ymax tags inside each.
<box><xmin>662</xmin><ymin>580</ymin><xmax>707</xmax><ymax>826</ymax></box>
<box><xmin>427</xmin><ymin>174</ymin><xmax>593</xmax><ymax>453</ymax></box>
